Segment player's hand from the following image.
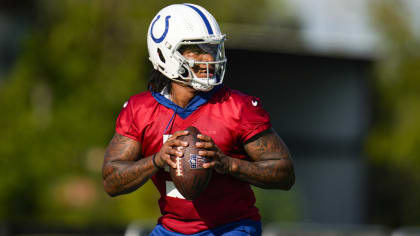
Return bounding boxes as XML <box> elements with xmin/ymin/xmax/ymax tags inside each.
<box><xmin>155</xmin><ymin>130</ymin><xmax>189</xmax><ymax>169</ymax></box>
<box><xmin>196</xmin><ymin>134</ymin><xmax>232</xmax><ymax>174</ymax></box>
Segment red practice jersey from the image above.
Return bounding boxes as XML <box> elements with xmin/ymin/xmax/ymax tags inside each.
<box><xmin>115</xmin><ymin>86</ymin><xmax>271</xmax><ymax>234</ymax></box>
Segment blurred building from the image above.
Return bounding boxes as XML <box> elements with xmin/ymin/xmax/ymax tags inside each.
<box><xmin>224</xmin><ymin>0</ymin><xmax>378</xmax><ymax>225</ymax></box>
<box><xmin>0</xmin><ymin>0</ymin><xmax>33</xmax><ymax>78</ymax></box>
<box><xmin>225</xmin><ymin>35</ymin><xmax>373</xmax><ymax>225</ymax></box>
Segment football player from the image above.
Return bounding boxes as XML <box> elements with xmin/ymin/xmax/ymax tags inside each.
<box><xmin>102</xmin><ymin>3</ymin><xmax>295</xmax><ymax>236</ymax></box>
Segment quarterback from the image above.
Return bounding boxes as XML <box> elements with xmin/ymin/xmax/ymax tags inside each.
<box><xmin>102</xmin><ymin>3</ymin><xmax>295</xmax><ymax>236</ymax></box>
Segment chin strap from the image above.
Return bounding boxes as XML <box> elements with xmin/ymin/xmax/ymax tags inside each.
<box><xmin>191</xmin><ymin>82</ymin><xmax>213</xmax><ymax>91</ymax></box>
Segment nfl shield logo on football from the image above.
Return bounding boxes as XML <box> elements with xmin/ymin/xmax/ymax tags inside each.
<box><xmin>189</xmin><ymin>154</ymin><xmax>205</xmax><ymax>169</ymax></box>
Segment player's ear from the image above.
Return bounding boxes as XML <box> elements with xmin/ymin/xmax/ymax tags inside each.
<box><xmin>178</xmin><ymin>66</ymin><xmax>189</xmax><ymax>78</ymax></box>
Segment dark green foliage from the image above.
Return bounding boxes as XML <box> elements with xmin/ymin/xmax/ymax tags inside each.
<box><xmin>0</xmin><ymin>0</ymin><xmax>155</xmax><ymax>224</ymax></box>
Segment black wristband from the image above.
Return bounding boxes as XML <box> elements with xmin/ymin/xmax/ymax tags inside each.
<box><xmin>152</xmin><ymin>153</ymin><xmax>161</xmax><ymax>169</ymax></box>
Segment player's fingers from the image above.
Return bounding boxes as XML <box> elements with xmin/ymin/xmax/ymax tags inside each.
<box><xmin>197</xmin><ymin>134</ymin><xmax>212</xmax><ymax>142</ymax></box>
<box><xmin>198</xmin><ymin>150</ymin><xmax>216</xmax><ymax>157</ymax></box>
<box><xmin>165</xmin><ymin>139</ymin><xmax>187</xmax><ymax>149</ymax></box>
<box><xmin>167</xmin><ymin>148</ymin><xmax>183</xmax><ymax>157</ymax></box>
<box><xmin>164</xmin><ymin>139</ymin><xmax>175</xmax><ymax>147</ymax></box>
<box><xmin>196</xmin><ymin>141</ymin><xmax>214</xmax><ymax>149</ymax></box>
<box><xmin>171</xmin><ymin>130</ymin><xmax>189</xmax><ymax>139</ymax></box>
<box><xmin>203</xmin><ymin>161</ymin><xmax>216</xmax><ymax>169</ymax></box>
<box><xmin>163</xmin><ymin>154</ymin><xmax>177</xmax><ymax>168</ymax></box>
<box><xmin>164</xmin><ymin>131</ymin><xmax>188</xmax><ymax>144</ymax></box>
<box><xmin>171</xmin><ymin>139</ymin><xmax>189</xmax><ymax>147</ymax></box>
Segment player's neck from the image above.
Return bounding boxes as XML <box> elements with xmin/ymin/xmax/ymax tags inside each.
<box><xmin>170</xmin><ymin>82</ymin><xmax>197</xmax><ymax>108</ymax></box>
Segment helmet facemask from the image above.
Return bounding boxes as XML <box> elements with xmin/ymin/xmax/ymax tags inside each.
<box><xmin>173</xmin><ymin>36</ymin><xmax>227</xmax><ymax>91</ymax></box>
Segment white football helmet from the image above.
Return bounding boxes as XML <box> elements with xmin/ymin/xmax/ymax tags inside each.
<box><xmin>147</xmin><ymin>4</ymin><xmax>227</xmax><ymax>91</ymax></box>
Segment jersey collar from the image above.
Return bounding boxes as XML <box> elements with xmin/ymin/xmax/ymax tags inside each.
<box><xmin>151</xmin><ymin>85</ymin><xmax>222</xmax><ymax>119</ymax></box>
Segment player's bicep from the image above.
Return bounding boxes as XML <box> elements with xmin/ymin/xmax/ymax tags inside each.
<box><xmin>104</xmin><ymin>132</ymin><xmax>141</xmax><ymax>163</ymax></box>
<box><xmin>243</xmin><ymin>128</ymin><xmax>290</xmax><ymax>162</ymax></box>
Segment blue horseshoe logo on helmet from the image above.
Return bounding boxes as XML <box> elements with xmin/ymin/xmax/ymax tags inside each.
<box><xmin>150</xmin><ymin>15</ymin><xmax>171</xmax><ymax>43</ymax></box>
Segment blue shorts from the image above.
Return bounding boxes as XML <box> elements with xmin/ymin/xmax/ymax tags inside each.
<box><xmin>149</xmin><ymin>219</ymin><xmax>262</xmax><ymax>236</ymax></box>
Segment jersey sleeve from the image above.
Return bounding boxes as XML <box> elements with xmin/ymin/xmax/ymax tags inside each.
<box><xmin>115</xmin><ymin>99</ymin><xmax>140</xmax><ymax>142</ymax></box>
<box><xmin>238</xmin><ymin>96</ymin><xmax>272</xmax><ymax>143</ymax></box>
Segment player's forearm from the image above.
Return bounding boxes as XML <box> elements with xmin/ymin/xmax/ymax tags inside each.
<box><xmin>102</xmin><ymin>155</ymin><xmax>158</xmax><ymax>197</ymax></box>
<box><xmin>228</xmin><ymin>157</ymin><xmax>295</xmax><ymax>190</ymax></box>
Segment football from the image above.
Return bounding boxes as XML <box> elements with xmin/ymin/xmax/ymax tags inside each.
<box><xmin>169</xmin><ymin>126</ymin><xmax>212</xmax><ymax>200</ymax></box>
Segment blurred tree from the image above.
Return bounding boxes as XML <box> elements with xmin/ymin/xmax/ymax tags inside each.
<box><xmin>0</xmin><ymin>0</ymin><xmax>154</xmax><ymax>225</ymax></box>
<box><xmin>0</xmin><ymin>0</ymin><xmax>295</xmax><ymax>227</ymax></box>
<box><xmin>367</xmin><ymin>0</ymin><xmax>420</xmax><ymax>227</ymax></box>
